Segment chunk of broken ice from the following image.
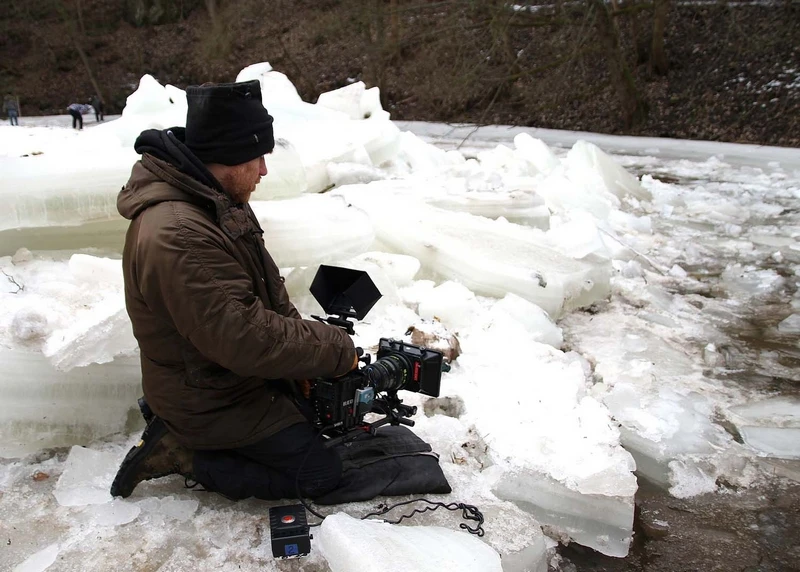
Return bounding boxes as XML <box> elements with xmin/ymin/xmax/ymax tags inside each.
<box><xmin>513</xmin><ymin>133</ymin><xmax>561</xmax><ymax>175</ymax></box>
<box><xmin>417</xmin><ymin>281</ymin><xmax>483</xmax><ymax>332</ymax></box>
<box><xmin>729</xmin><ymin>397</ymin><xmax>800</xmax><ymax>459</ymax></box>
<box><xmin>315</xmin><ymin>513</ymin><xmax>503</xmax><ymax>572</ymax></box>
<box><xmin>85</xmin><ymin>498</ymin><xmax>141</xmax><ymax>526</ymax></box>
<box><xmin>565</xmin><ymin>140</ymin><xmax>650</xmax><ymax>202</ymax></box>
<box><xmin>54</xmin><ymin>446</ymin><xmax>118</xmax><ymax>506</ymax></box>
<box><xmin>11</xmin><ymin>542</ymin><xmax>59</xmax><ymax>572</ymax></box>
<box><xmin>489</xmin><ymin>293</ymin><xmax>563</xmax><ymax>349</ymax></box>
<box><xmin>777</xmin><ymin>313</ymin><xmax>800</xmax><ymax>334</ymax></box>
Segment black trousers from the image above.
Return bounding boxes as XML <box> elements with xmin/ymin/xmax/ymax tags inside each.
<box><xmin>192</xmin><ymin>403</ymin><xmax>341</xmax><ymax>501</ymax></box>
<box><xmin>69</xmin><ymin>109</ymin><xmax>83</xmax><ymax>129</ymax></box>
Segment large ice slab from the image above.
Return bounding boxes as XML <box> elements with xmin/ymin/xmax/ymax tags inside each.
<box><xmin>491</xmin><ymin>468</ymin><xmax>634</xmax><ymax>557</ymax></box>
<box><xmin>0</xmin><ymin>252</ymin><xmax>141</xmax><ymax>457</ymax></box>
<box><xmin>333</xmin><ymin>182</ymin><xmax>611</xmax><ymax>318</ymax></box>
<box><xmin>317</xmin><ymin>513</ymin><xmax>502</xmax><ymax>572</ymax></box>
<box><xmin>0</xmin><ymin>149</ymin><xmax>137</xmax><ymax>234</ymax></box>
<box><xmin>729</xmin><ymin>397</ymin><xmax>800</xmax><ymax>459</ymax></box>
<box><xmin>0</xmin><ymin>349</ymin><xmax>142</xmax><ymax>458</ymax></box>
<box><xmin>249</xmin><ymin>193</ymin><xmax>374</xmax><ymax>267</ymax></box>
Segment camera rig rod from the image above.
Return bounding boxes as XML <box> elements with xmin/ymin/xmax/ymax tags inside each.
<box><xmin>323</xmin><ymin>392</ymin><xmax>416</xmax><ymax>448</ymax></box>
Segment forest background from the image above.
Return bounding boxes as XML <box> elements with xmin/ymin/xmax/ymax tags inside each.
<box><xmin>0</xmin><ymin>0</ymin><xmax>798</xmax><ymax>147</ymax></box>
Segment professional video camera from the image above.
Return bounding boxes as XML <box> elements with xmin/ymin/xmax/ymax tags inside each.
<box><xmin>308</xmin><ymin>265</ymin><xmax>445</xmax><ymax>446</ymax></box>
<box><xmin>269</xmin><ymin>266</ymin><xmax>481</xmax><ymax>561</ymax></box>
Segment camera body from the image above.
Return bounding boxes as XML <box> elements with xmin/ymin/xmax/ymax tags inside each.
<box><xmin>307</xmin><ymin>265</ymin><xmax>446</xmax><ymax>442</ymax></box>
<box><xmin>312</xmin><ymin>338</ymin><xmax>444</xmax><ymax>435</ymax></box>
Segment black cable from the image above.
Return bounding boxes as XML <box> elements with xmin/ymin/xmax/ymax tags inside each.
<box><xmin>291</xmin><ymin>404</ymin><xmax>485</xmax><ymax>536</ymax></box>
<box><xmin>361</xmin><ymin>498</ymin><xmax>486</xmax><ymax>537</ymax></box>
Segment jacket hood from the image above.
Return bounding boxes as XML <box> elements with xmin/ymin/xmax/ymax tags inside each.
<box><xmin>118</xmin><ymin>128</ymin><xmax>226</xmax><ymax>220</ymax></box>
<box><xmin>117</xmin><ymin>128</ymin><xmax>264</xmax><ymax>242</ymax></box>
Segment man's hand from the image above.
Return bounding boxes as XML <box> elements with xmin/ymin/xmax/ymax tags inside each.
<box><xmin>298</xmin><ymin>352</ymin><xmax>357</xmax><ymax>397</ymax></box>
<box><xmin>335</xmin><ymin>351</ymin><xmax>360</xmax><ymax>378</ymax></box>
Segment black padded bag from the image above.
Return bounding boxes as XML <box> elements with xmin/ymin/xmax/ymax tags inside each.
<box><xmin>314</xmin><ymin>425</ymin><xmax>452</xmax><ymax>505</ymax></box>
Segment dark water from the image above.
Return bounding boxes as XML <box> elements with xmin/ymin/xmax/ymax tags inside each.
<box><xmin>560</xmin><ymin>479</ymin><xmax>800</xmax><ymax>572</ymax></box>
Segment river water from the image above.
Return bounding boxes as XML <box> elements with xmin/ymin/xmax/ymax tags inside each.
<box><xmin>399</xmin><ymin>121</ymin><xmax>800</xmax><ymax>570</ymax></box>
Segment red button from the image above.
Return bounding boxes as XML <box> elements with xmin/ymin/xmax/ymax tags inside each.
<box><xmin>281</xmin><ymin>515</ymin><xmax>296</xmax><ymax>524</ymax></box>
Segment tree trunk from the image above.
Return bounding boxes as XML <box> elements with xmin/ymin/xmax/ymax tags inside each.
<box><xmin>204</xmin><ymin>0</ymin><xmax>218</xmax><ymax>22</ymax></box>
<box><xmin>364</xmin><ymin>0</ymin><xmax>388</xmax><ymax>108</ymax></box>
<box><xmin>589</xmin><ymin>0</ymin><xmax>648</xmax><ymax>128</ymax></box>
<box><xmin>650</xmin><ymin>0</ymin><xmax>670</xmax><ymax>75</ymax></box>
<box><xmin>76</xmin><ymin>0</ymin><xmax>86</xmax><ymax>36</ymax></box>
<box><xmin>203</xmin><ymin>0</ymin><xmax>231</xmax><ymax>59</ymax></box>
<box><xmin>53</xmin><ymin>0</ymin><xmax>106</xmax><ymax>105</ymax></box>
<box><xmin>73</xmin><ymin>38</ymin><xmax>105</xmax><ymax>104</ymax></box>
<box><xmin>390</xmin><ymin>0</ymin><xmax>398</xmax><ymax>49</ymax></box>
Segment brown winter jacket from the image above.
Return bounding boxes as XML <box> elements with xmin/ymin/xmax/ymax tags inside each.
<box><xmin>117</xmin><ymin>128</ymin><xmax>355</xmax><ymax>450</ymax></box>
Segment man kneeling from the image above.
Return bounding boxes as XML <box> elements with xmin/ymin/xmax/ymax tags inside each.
<box><xmin>112</xmin><ymin>80</ymin><xmax>358</xmax><ymax>500</ymax></box>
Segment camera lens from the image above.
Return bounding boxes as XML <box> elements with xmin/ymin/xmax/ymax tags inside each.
<box><xmin>363</xmin><ymin>353</ymin><xmax>412</xmax><ymax>392</ymax></box>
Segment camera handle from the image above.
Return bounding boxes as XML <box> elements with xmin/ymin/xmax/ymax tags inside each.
<box><xmin>311</xmin><ymin>313</ymin><xmax>356</xmax><ymax>335</ymax></box>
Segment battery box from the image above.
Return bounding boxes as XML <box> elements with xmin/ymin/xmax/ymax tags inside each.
<box><xmin>269</xmin><ymin>504</ymin><xmax>312</xmax><ymax>559</ymax></box>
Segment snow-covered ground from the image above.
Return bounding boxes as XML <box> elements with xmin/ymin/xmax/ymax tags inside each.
<box><xmin>1</xmin><ymin>63</ymin><xmax>799</xmax><ymax>572</ymax></box>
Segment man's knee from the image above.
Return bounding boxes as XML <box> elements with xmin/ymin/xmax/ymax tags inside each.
<box><xmin>302</xmin><ymin>448</ymin><xmax>342</xmax><ymax>498</ymax></box>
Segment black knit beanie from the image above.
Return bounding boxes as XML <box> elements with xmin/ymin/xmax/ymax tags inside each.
<box><xmin>185</xmin><ymin>80</ymin><xmax>275</xmax><ymax>166</ymax></box>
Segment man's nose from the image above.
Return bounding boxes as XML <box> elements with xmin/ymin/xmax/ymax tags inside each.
<box><xmin>260</xmin><ymin>157</ymin><xmax>268</xmax><ymax>176</ymax></box>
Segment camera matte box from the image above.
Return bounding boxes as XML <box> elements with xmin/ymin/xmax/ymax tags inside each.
<box><xmin>310</xmin><ymin>265</ymin><xmax>382</xmax><ymax>319</ymax></box>
<box><xmin>269</xmin><ymin>504</ymin><xmax>311</xmax><ymax>559</ymax></box>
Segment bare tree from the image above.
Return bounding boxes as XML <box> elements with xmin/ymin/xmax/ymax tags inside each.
<box><xmin>588</xmin><ymin>0</ymin><xmax>648</xmax><ymax>128</ymax></box>
<box><xmin>203</xmin><ymin>0</ymin><xmax>232</xmax><ymax>58</ymax></box>
<box><xmin>363</xmin><ymin>0</ymin><xmax>390</xmax><ymax>108</ymax></box>
<box><xmin>52</xmin><ymin>0</ymin><xmax>106</xmax><ymax>105</ymax></box>
<box><xmin>650</xmin><ymin>0</ymin><xmax>670</xmax><ymax>75</ymax></box>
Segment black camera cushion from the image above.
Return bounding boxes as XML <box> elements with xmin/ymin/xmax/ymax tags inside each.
<box><xmin>314</xmin><ymin>425</ymin><xmax>452</xmax><ymax>505</ymax></box>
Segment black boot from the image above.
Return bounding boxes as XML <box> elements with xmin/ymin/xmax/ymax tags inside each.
<box><xmin>110</xmin><ymin>416</ymin><xmax>194</xmax><ymax>498</ymax></box>
<box><xmin>138</xmin><ymin>396</ymin><xmax>154</xmax><ymax>424</ymax></box>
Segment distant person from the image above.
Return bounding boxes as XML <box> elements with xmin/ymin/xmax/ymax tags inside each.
<box><xmin>67</xmin><ymin>102</ymin><xmax>91</xmax><ymax>130</ymax></box>
<box><xmin>3</xmin><ymin>94</ymin><xmax>19</xmax><ymax>126</ymax></box>
<box><xmin>90</xmin><ymin>95</ymin><xmax>104</xmax><ymax>122</ymax></box>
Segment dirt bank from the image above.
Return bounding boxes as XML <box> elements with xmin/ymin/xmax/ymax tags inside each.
<box><xmin>1</xmin><ymin>0</ymin><xmax>798</xmax><ymax>146</ymax></box>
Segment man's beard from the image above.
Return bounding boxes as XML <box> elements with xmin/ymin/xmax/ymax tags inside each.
<box><xmin>222</xmin><ymin>169</ymin><xmax>257</xmax><ymax>204</ymax></box>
